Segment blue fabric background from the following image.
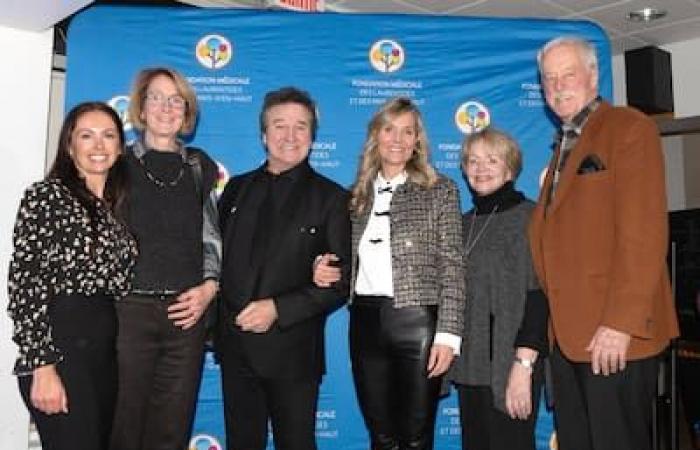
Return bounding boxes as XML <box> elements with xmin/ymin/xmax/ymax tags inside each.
<box><xmin>66</xmin><ymin>7</ymin><xmax>611</xmax><ymax>449</ymax></box>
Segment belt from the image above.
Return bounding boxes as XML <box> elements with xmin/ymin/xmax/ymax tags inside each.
<box><xmin>130</xmin><ymin>289</ymin><xmax>179</xmax><ymax>300</ymax></box>
<box><xmin>353</xmin><ymin>294</ymin><xmax>393</xmax><ymax>307</ymax></box>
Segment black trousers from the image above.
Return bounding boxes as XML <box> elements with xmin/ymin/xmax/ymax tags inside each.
<box><xmin>110</xmin><ymin>294</ymin><xmax>206</xmax><ymax>450</ymax></box>
<box><xmin>550</xmin><ymin>345</ymin><xmax>659</xmax><ymax>450</ymax></box>
<box><xmin>457</xmin><ymin>360</ymin><xmax>544</xmax><ymax>450</ymax></box>
<box><xmin>350</xmin><ymin>296</ymin><xmax>441</xmax><ymax>450</ymax></box>
<box><xmin>219</xmin><ymin>346</ymin><xmax>320</xmax><ymax>450</ymax></box>
<box><xmin>19</xmin><ymin>294</ymin><xmax>117</xmax><ymax>450</ymax></box>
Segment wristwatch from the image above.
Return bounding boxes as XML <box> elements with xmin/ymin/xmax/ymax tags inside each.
<box><xmin>514</xmin><ymin>356</ymin><xmax>535</xmax><ymax>370</ymax></box>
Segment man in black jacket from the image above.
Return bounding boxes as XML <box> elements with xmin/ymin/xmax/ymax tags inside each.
<box><xmin>217</xmin><ymin>87</ymin><xmax>350</xmax><ymax>450</ymax></box>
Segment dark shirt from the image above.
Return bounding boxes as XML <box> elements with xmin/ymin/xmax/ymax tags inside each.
<box><xmin>7</xmin><ymin>179</ymin><xmax>137</xmax><ymax>374</ymax></box>
<box><xmin>549</xmin><ymin>96</ymin><xmax>602</xmax><ymax>201</ymax></box>
<box><xmin>241</xmin><ymin>161</ymin><xmax>310</xmax><ymax>300</ymax></box>
<box><xmin>125</xmin><ymin>146</ymin><xmax>202</xmax><ymax>292</ymax></box>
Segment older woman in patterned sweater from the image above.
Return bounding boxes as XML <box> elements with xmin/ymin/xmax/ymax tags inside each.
<box><xmin>449</xmin><ymin>128</ymin><xmax>548</xmax><ymax>450</ymax></box>
<box><xmin>315</xmin><ymin>97</ymin><xmax>465</xmax><ymax>450</ymax></box>
<box><xmin>7</xmin><ymin>102</ymin><xmax>137</xmax><ymax>450</ymax></box>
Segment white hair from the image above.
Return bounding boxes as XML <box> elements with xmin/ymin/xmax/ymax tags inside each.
<box><xmin>537</xmin><ymin>36</ymin><xmax>598</xmax><ymax>74</ymax></box>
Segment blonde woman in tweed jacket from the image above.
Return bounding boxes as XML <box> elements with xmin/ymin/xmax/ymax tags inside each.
<box><xmin>315</xmin><ymin>97</ymin><xmax>465</xmax><ymax>450</ymax></box>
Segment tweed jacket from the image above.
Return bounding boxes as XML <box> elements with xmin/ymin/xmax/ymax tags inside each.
<box><xmin>529</xmin><ymin>101</ymin><xmax>679</xmax><ymax>362</ymax></box>
<box><xmin>350</xmin><ymin>175</ymin><xmax>465</xmax><ymax>336</ymax></box>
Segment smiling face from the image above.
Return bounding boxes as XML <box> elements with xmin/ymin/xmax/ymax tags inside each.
<box><xmin>463</xmin><ymin>140</ymin><xmax>513</xmax><ymax>196</ymax></box>
<box><xmin>376</xmin><ymin>111</ymin><xmax>418</xmax><ymax>179</ymax></box>
<box><xmin>70</xmin><ymin>110</ymin><xmax>121</xmax><ymax>189</ymax></box>
<box><xmin>141</xmin><ymin>74</ymin><xmax>186</xmax><ymax>142</ymax></box>
<box><xmin>263</xmin><ymin>102</ymin><xmax>313</xmax><ymax>174</ymax></box>
<box><xmin>541</xmin><ymin>43</ymin><xmax>598</xmax><ymax>123</ymax></box>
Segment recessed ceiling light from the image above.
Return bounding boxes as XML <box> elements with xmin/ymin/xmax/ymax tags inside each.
<box><xmin>626</xmin><ymin>7</ymin><xmax>667</xmax><ymax>22</ymax></box>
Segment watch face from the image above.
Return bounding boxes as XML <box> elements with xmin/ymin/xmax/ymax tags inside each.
<box><xmin>516</xmin><ymin>356</ymin><xmax>534</xmax><ymax>369</ymax></box>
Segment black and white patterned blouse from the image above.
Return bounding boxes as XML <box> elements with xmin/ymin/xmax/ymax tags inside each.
<box><xmin>7</xmin><ymin>179</ymin><xmax>137</xmax><ymax>375</ymax></box>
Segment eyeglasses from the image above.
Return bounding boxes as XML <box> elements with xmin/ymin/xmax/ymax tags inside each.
<box><xmin>145</xmin><ymin>91</ymin><xmax>187</xmax><ymax>110</ymax></box>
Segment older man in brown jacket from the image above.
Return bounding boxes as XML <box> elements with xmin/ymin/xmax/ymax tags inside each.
<box><xmin>528</xmin><ymin>36</ymin><xmax>679</xmax><ymax>450</ymax></box>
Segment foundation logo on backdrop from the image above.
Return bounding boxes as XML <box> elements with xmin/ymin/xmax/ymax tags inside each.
<box><xmin>196</xmin><ymin>34</ymin><xmax>233</xmax><ymax>69</ymax></box>
<box><xmin>188</xmin><ymin>433</ymin><xmax>222</xmax><ymax>450</ymax></box>
<box><xmin>215</xmin><ymin>161</ymin><xmax>230</xmax><ymax>197</ymax></box>
<box><xmin>454</xmin><ymin>101</ymin><xmax>490</xmax><ymax>134</ymax></box>
<box><xmin>108</xmin><ymin>95</ymin><xmax>132</xmax><ymax>132</ymax></box>
<box><xmin>369</xmin><ymin>39</ymin><xmax>405</xmax><ymax>73</ymax></box>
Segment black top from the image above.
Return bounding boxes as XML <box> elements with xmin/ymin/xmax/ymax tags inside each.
<box><xmin>7</xmin><ymin>179</ymin><xmax>137</xmax><ymax>374</ymax></box>
<box><xmin>125</xmin><ymin>147</ymin><xmax>203</xmax><ymax>292</ymax></box>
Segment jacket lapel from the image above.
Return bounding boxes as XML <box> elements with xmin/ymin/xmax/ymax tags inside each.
<box><xmin>547</xmin><ymin>102</ymin><xmax>610</xmax><ymax>216</ymax></box>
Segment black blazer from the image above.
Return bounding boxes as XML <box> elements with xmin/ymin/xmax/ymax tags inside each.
<box><xmin>217</xmin><ymin>161</ymin><xmax>350</xmax><ymax>380</ymax></box>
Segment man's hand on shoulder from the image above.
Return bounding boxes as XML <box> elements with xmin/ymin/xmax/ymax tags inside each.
<box><xmin>586</xmin><ymin>325</ymin><xmax>631</xmax><ymax>376</ymax></box>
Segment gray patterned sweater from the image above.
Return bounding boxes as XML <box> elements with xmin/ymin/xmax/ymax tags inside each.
<box><xmin>350</xmin><ymin>175</ymin><xmax>465</xmax><ymax>336</ymax></box>
<box><xmin>450</xmin><ymin>197</ymin><xmax>542</xmax><ymax>412</ymax></box>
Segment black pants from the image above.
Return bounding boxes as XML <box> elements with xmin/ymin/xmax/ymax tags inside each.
<box><xmin>110</xmin><ymin>294</ymin><xmax>206</xmax><ymax>450</ymax></box>
<box><xmin>550</xmin><ymin>345</ymin><xmax>659</xmax><ymax>450</ymax></box>
<box><xmin>219</xmin><ymin>354</ymin><xmax>320</xmax><ymax>450</ymax></box>
<box><xmin>19</xmin><ymin>294</ymin><xmax>117</xmax><ymax>450</ymax></box>
<box><xmin>350</xmin><ymin>296</ymin><xmax>441</xmax><ymax>450</ymax></box>
<box><xmin>457</xmin><ymin>360</ymin><xmax>543</xmax><ymax>450</ymax></box>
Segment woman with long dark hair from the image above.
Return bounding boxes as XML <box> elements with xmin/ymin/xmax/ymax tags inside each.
<box><xmin>8</xmin><ymin>101</ymin><xmax>137</xmax><ymax>450</ymax></box>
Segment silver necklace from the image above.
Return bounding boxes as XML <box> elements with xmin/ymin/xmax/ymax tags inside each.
<box><xmin>464</xmin><ymin>205</ymin><xmax>498</xmax><ymax>257</ymax></box>
<box><xmin>137</xmin><ymin>155</ymin><xmax>186</xmax><ymax>188</ymax></box>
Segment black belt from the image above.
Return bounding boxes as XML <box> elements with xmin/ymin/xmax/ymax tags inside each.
<box><xmin>130</xmin><ymin>289</ymin><xmax>179</xmax><ymax>300</ymax></box>
<box><xmin>353</xmin><ymin>294</ymin><xmax>393</xmax><ymax>307</ymax></box>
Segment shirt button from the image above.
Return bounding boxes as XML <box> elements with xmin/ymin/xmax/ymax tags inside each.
<box><xmin>405</xmin><ymin>240</ymin><xmax>413</xmax><ymax>247</ymax></box>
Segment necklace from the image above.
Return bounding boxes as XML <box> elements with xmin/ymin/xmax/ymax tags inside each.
<box><xmin>464</xmin><ymin>205</ymin><xmax>498</xmax><ymax>257</ymax></box>
<box><xmin>137</xmin><ymin>155</ymin><xmax>186</xmax><ymax>188</ymax></box>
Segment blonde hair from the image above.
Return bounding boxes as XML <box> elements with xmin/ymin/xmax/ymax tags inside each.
<box><xmin>461</xmin><ymin>127</ymin><xmax>522</xmax><ymax>180</ymax></box>
<box><xmin>350</xmin><ymin>97</ymin><xmax>437</xmax><ymax>215</ymax></box>
<box><xmin>128</xmin><ymin>67</ymin><xmax>198</xmax><ymax>135</ymax></box>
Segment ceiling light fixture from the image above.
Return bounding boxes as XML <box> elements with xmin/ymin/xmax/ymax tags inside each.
<box><xmin>626</xmin><ymin>7</ymin><xmax>667</xmax><ymax>22</ymax></box>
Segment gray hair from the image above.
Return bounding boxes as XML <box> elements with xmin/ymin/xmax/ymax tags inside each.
<box><xmin>537</xmin><ymin>36</ymin><xmax>598</xmax><ymax>74</ymax></box>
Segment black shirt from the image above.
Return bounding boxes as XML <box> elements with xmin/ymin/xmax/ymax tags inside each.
<box><xmin>126</xmin><ymin>147</ymin><xmax>203</xmax><ymax>292</ymax></box>
<box><xmin>8</xmin><ymin>179</ymin><xmax>137</xmax><ymax>374</ymax></box>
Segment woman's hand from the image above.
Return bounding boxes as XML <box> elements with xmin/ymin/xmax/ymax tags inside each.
<box><xmin>31</xmin><ymin>364</ymin><xmax>68</xmax><ymax>415</ymax></box>
<box><xmin>427</xmin><ymin>344</ymin><xmax>454</xmax><ymax>378</ymax></box>
<box><xmin>168</xmin><ymin>279</ymin><xmax>218</xmax><ymax>329</ymax></box>
<box><xmin>505</xmin><ymin>348</ymin><xmax>538</xmax><ymax>420</ymax></box>
<box><xmin>312</xmin><ymin>253</ymin><xmax>342</xmax><ymax>287</ymax></box>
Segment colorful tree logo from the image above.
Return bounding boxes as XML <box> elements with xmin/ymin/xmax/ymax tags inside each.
<box><xmin>215</xmin><ymin>160</ymin><xmax>230</xmax><ymax>197</ymax></box>
<box><xmin>107</xmin><ymin>95</ymin><xmax>132</xmax><ymax>132</ymax></box>
<box><xmin>188</xmin><ymin>433</ymin><xmax>222</xmax><ymax>450</ymax></box>
<box><xmin>369</xmin><ymin>39</ymin><xmax>405</xmax><ymax>73</ymax></box>
<box><xmin>454</xmin><ymin>101</ymin><xmax>491</xmax><ymax>134</ymax></box>
<box><xmin>196</xmin><ymin>34</ymin><xmax>233</xmax><ymax>69</ymax></box>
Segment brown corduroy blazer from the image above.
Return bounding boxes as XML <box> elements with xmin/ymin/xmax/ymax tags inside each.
<box><xmin>528</xmin><ymin>101</ymin><xmax>679</xmax><ymax>362</ymax></box>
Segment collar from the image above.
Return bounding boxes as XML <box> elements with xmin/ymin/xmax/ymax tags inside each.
<box><xmin>132</xmin><ymin>135</ymin><xmax>187</xmax><ymax>162</ymax></box>
<box><xmin>257</xmin><ymin>159</ymin><xmax>312</xmax><ymax>183</ymax></box>
<box><xmin>374</xmin><ymin>171</ymin><xmax>407</xmax><ymax>193</ymax></box>
<box><xmin>470</xmin><ymin>181</ymin><xmax>525</xmax><ymax>215</ymax></box>
<box><xmin>554</xmin><ymin>96</ymin><xmax>602</xmax><ymax>144</ymax></box>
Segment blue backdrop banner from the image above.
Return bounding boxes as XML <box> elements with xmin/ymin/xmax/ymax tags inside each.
<box><xmin>66</xmin><ymin>6</ymin><xmax>611</xmax><ymax>450</ymax></box>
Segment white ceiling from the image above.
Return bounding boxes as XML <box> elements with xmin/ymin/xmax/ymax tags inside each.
<box><xmin>3</xmin><ymin>0</ymin><xmax>700</xmax><ymax>55</ymax></box>
<box><xmin>180</xmin><ymin>0</ymin><xmax>700</xmax><ymax>55</ymax></box>
<box><xmin>0</xmin><ymin>0</ymin><xmax>92</xmax><ymax>31</ymax></box>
